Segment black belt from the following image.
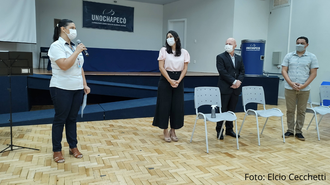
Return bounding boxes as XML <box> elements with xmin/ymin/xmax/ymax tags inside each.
<box><xmin>167</xmin><ymin>71</ymin><xmax>181</xmax><ymax>74</ymax></box>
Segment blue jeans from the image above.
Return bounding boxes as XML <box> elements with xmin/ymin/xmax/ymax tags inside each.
<box><xmin>50</xmin><ymin>87</ymin><xmax>83</xmax><ymax>152</ymax></box>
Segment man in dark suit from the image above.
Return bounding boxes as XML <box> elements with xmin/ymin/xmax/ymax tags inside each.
<box><xmin>216</xmin><ymin>38</ymin><xmax>245</xmax><ymax>140</ymax></box>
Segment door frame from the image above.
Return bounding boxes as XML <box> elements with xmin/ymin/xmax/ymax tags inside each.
<box><xmin>168</xmin><ymin>19</ymin><xmax>187</xmax><ymax>48</ymax></box>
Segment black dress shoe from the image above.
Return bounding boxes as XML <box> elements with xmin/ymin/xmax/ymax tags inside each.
<box><xmin>295</xmin><ymin>133</ymin><xmax>305</xmax><ymax>141</ymax></box>
<box><xmin>283</xmin><ymin>131</ymin><xmax>294</xmax><ymax>138</ymax></box>
<box><xmin>225</xmin><ymin>130</ymin><xmax>240</xmax><ymax>138</ymax></box>
<box><xmin>216</xmin><ymin>132</ymin><xmax>224</xmax><ymax>140</ymax></box>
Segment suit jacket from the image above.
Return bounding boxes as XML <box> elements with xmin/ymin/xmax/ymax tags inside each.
<box><xmin>216</xmin><ymin>52</ymin><xmax>245</xmax><ymax>95</ymax></box>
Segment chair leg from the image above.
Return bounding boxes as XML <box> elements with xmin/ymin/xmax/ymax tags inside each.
<box><xmin>315</xmin><ymin>114</ymin><xmax>320</xmax><ymax>141</ymax></box>
<box><xmin>239</xmin><ymin>113</ymin><xmax>248</xmax><ymax>135</ymax></box>
<box><xmin>317</xmin><ymin>115</ymin><xmax>324</xmax><ymax>127</ymax></box>
<box><xmin>306</xmin><ymin>115</ymin><xmax>315</xmax><ymax>130</ymax></box>
<box><xmin>314</xmin><ymin>115</ymin><xmax>324</xmax><ymax>131</ymax></box>
<box><xmin>234</xmin><ymin>120</ymin><xmax>239</xmax><ymax>150</ymax></box>
<box><xmin>218</xmin><ymin>121</ymin><xmax>225</xmax><ymax>140</ymax></box>
<box><xmin>190</xmin><ymin>116</ymin><xmax>198</xmax><ymax>143</ymax></box>
<box><xmin>204</xmin><ymin>118</ymin><xmax>209</xmax><ymax>153</ymax></box>
<box><xmin>38</xmin><ymin>57</ymin><xmax>41</xmax><ymax>69</ymax></box>
<box><xmin>281</xmin><ymin>116</ymin><xmax>285</xmax><ymax>143</ymax></box>
<box><xmin>43</xmin><ymin>58</ymin><xmax>46</xmax><ymax>69</ymax></box>
<box><xmin>255</xmin><ymin>115</ymin><xmax>260</xmax><ymax>146</ymax></box>
<box><xmin>260</xmin><ymin>118</ymin><xmax>269</xmax><ymax>135</ymax></box>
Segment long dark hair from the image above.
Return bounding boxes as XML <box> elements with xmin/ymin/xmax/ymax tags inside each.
<box><xmin>165</xmin><ymin>30</ymin><xmax>182</xmax><ymax>57</ymax></box>
<box><xmin>53</xmin><ymin>19</ymin><xmax>74</xmax><ymax>42</ymax></box>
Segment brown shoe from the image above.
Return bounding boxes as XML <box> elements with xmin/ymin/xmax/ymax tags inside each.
<box><xmin>53</xmin><ymin>151</ymin><xmax>65</xmax><ymax>163</ymax></box>
<box><xmin>69</xmin><ymin>148</ymin><xmax>83</xmax><ymax>158</ymax></box>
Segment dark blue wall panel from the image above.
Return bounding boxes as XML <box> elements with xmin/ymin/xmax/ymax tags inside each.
<box><xmin>83</xmin><ymin>48</ymin><xmax>159</xmax><ymax>72</ymax></box>
<box><xmin>11</xmin><ymin>76</ymin><xmax>29</xmax><ymax>112</ymax></box>
<box><xmin>85</xmin><ymin>75</ymin><xmax>279</xmax><ymax>105</ymax></box>
<box><xmin>0</xmin><ymin>76</ymin><xmax>29</xmax><ymax>114</ymax></box>
<box><xmin>0</xmin><ymin>74</ymin><xmax>279</xmax><ymax>126</ymax></box>
<box><xmin>0</xmin><ymin>76</ymin><xmax>10</xmax><ymax>114</ymax></box>
<box><xmin>77</xmin><ymin>104</ymin><xmax>105</xmax><ymax>122</ymax></box>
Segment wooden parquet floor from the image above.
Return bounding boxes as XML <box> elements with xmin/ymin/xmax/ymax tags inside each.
<box><xmin>0</xmin><ymin>99</ymin><xmax>330</xmax><ymax>185</ymax></box>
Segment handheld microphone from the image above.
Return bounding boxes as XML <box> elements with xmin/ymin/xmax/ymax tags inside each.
<box><xmin>76</xmin><ymin>39</ymin><xmax>89</xmax><ymax>57</ymax></box>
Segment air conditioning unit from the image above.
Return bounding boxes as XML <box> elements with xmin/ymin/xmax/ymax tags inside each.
<box><xmin>273</xmin><ymin>0</ymin><xmax>290</xmax><ymax>9</ymax></box>
<box><xmin>272</xmin><ymin>51</ymin><xmax>282</xmax><ymax>65</ymax></box>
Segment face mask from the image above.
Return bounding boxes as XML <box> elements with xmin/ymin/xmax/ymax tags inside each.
<box><xmin>167</xmin><ymin>37</ymin><xmax>175</xmax><ymax>46</ymax></box>
<box><xmin>296</xmin><ymin>44</ymin><xmax>305</xmax><ymax>52</ymax></box>
<box><xmin>224</xmin><ymin>44</ymin><xmax>233</xmax><ymax>53</ymax></box>
<box><xmin>65</xmin><ymin>29</ymin><xmax>77</xmax><ymax>40</ymax></box>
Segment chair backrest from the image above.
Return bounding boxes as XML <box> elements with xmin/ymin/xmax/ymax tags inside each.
<box><xmin>40</xmin><ymin>47</ymin><xmax>49</xmax><ymax>57</ymax></box>
<box><xmin>242</xmin><ymin>86</ymin><xmax>266</xmax><ymax>112</ymax></box>
<box><xmin>194</xmin><ymin>87</ymin><xmax>221</xmax><ymax>112</ymax></box>
<box><xmin>40</xmin><ymin>47</ymin><xmax>49</xmax><ymax>52</ymax></box>
<box><xmin>320</xmin><ymin>85</ymin><xmax>330</xmax><ymax>106</ymax></box>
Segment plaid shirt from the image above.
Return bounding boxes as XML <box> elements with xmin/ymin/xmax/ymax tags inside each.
<box><xmin>282</xmin><ymin>50</ymin><xmax>319</xmax><ymax>91</ymax></box>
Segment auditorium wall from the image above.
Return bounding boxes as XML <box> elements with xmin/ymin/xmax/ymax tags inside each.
<box><xmin>164</xmin><ymin>0</ymin><xmax>330</xmax><ymax>103</ymax></box>
<box><xmin>265</xmin><ymin>0</ymin><xmax>330</xmax><ymax>102</ymax></box>
<box><xmin>289</xmin><ymin>0</ymin><xmax>330</xmax><ymax>103</ymax></box>
<box><xmin>0</xmin><ymin>0</ymin><xmax>164</xmax><ymax>68</ymax></box>
<box><xmin>2</xmin><ymin>0</ymin><xmax>330</xmax><ymax>103</ymax></box>
<box><xmin>163</xmin><ymin>0</ymin><xmax>234</xmax><ymax>73</ymax></box>
<box><xmin>232</xmin><ymin>0</ymin><xmax>269</xmax><ymax>49</ymax></box>
<box><xmin>35</xmin><ymin>0</ymin><xmax>164</xmax><ymax>68</ymax></box>
<box><xmin>163</xmin><ymin>0</ymin><xmax>270</xmax><ymax>73</ymax></box>
<box><xmin>264</xmin><ymin>2</ymin><xmax>291</xmax><ymax>99</ymax></box>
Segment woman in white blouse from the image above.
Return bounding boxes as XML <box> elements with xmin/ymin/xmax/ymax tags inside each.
<box><xmin>152</xmin><ymin>30</ymin><xmax>190</xmax><ymax>142</ymax></box>
<box><xmin>48</xmin><ymin>19</ymin><xmax>90</xmax><ymax>163</ymax></box>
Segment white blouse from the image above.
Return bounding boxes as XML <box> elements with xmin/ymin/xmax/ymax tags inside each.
<box><xmin>48</xmin><ymin>37</ymin><xmax>84</xmax><ymax>90</ymax></box>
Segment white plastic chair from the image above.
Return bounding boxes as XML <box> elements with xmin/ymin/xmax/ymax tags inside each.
<box><xmin>306</xmin><ymin>85</ymin><xmax>330</xmax><ymax>140</ymax></box>
<box><xmin>238</xmin><ymin>86</ymin><xmax>285</xmax><ymax>146</ymax></box>
<box><xmin>190</xmin><ymin>87</ymin><xmax>239</xmax><ymax>153</ymax></box>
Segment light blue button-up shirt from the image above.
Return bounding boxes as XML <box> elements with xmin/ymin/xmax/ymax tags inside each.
<box><xmin>281</xmin><ymin>50</ymin><xmax>319</xmax><ymax>91</ymax></box>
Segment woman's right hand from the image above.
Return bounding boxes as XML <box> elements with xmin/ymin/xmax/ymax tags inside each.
<box><xmin>169</xmin><ymin>79</ymin><xmax>179</xmax><ymax>88</ymax></box>
<box><xmin>75</xmin><ymin>43</ymin><xmax>87</xmax><ymax>54</ymax></box>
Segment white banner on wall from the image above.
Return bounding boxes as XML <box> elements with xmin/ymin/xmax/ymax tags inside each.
<box><xmin>0</xmin><ymin>0</ymin><xmax>37</xmax><ymax>43</ymax></box>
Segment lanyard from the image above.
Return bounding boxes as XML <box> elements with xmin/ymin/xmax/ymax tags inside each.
<box><xmin>66</xmin><ymin>44</ymin><xmax>82</xmax><ymax>68</ymax></box>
